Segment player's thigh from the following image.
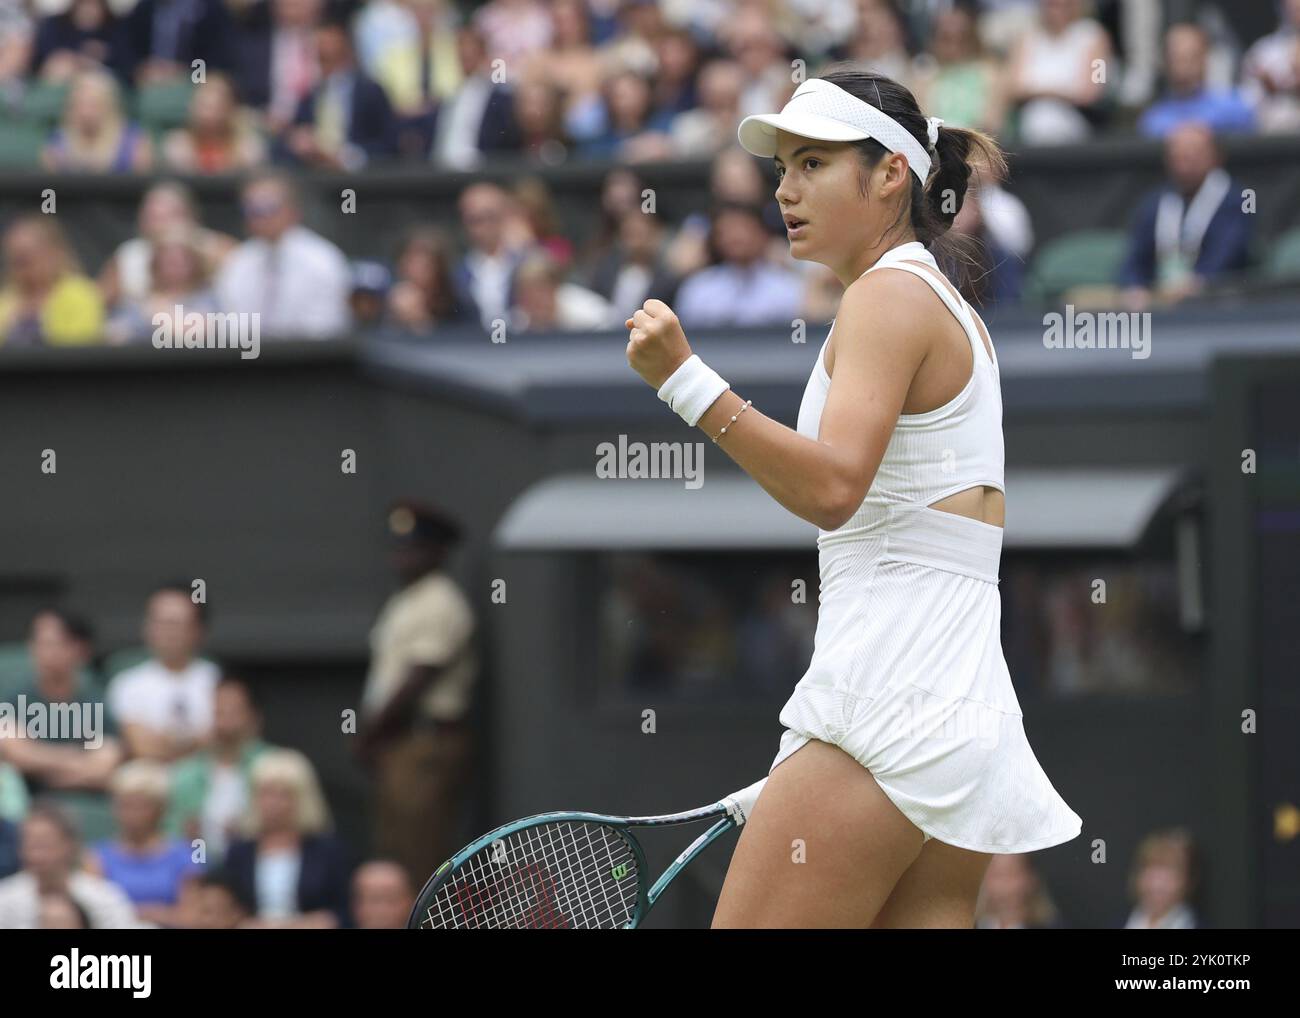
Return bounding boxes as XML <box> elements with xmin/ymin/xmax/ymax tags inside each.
<box><xmin>711</xmin><ymin>738</ymin><xmax>926</xmax><ymax>928</ymax></box>
<box><xmin>868</xmin><ymin>837</ymin><xmax>993</xmax><ymax>928</ymax></box>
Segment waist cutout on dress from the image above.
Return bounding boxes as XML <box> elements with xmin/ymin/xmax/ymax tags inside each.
<box><xmin>882</xmin><ymin>502</ymin><xmax>1003</xmax><ymax>584</ymax></box>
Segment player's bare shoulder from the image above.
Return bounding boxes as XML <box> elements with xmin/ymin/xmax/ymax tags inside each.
<box><xmin>844</xmin><ymin>261</ymin><xmax>943</xmax><ymax>318</ymax></box>
<box><xmin>831</xmin><ymin>263</ymin><xmax>939</xmax><ymax>369</ymax></box>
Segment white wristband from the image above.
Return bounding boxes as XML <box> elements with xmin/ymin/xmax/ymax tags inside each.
<box><xmin>656</xmin><ymin>354</ymin><xmax>729</xmax><ymax>427</ymax></box>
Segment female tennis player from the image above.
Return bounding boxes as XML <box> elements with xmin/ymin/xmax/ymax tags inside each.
<box><xmin>624</xmin><ymin>68</ymin><xmax>1082</xmax><ymax>928</ymax></box>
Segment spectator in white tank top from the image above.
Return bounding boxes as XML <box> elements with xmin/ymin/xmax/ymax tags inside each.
<box><xmin>1006</xmin><ymin>0</ymin><xmax>1112</xmax><ymax>144</ymax></box>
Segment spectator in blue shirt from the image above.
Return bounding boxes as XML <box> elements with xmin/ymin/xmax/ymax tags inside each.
<box><xmin>1139</xmin><ymin>23</ymin><xmax>1255</xmax><ymax>138</ymax></box>
<box><xmin>576</xmin><ymin>68</ymin><xmax>674</xmax><ymax>161</ymax></box>
<box><xmin>1118</xmin><ymin>121</ymin><xmax>1252</xmax><ymax>309</ymax></box>
<box><xmin>673</xmin><ymin>201</ymin><xmax>805</xmax><ymax>329</ymax></box>
<box><xmin>86</xmin><ymin>760</ymin><xmax>203</xmax><ymax>928</ymax></box>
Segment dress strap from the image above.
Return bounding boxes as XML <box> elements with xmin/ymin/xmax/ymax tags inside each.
<box><xmin>865</xmin><ymin>252</ymin><xmax>992</xmax><ymax>370</ymax></box>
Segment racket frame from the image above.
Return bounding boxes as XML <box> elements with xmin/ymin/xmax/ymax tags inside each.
<box><xmin>409</xmin><ymin>789</ymin><xmax>756</xmax><ymax>929</ymax></box>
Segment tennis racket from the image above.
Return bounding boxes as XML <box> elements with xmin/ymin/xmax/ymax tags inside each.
<box><xmin>408</xmin><ymin>777</ymin><xmax>768</xmax><ymax>929</ymax></box>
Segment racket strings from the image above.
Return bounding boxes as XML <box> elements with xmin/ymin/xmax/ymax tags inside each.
<box><xmin>481</xmin><ymin>824</ymin><xmax>629</xmax><ymax>929</ymax></box>
<box><xmin>420</xmin><ymin>821</ymin><xmax>640</xmax><ymax>929</ymax></box>
<box><xmin>425</xmin><ymin>822</ymin><xmax>632</xmax><ymax>929</ymax></box>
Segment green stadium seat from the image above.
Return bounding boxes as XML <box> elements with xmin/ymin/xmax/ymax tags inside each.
<box><xmin>19</xmin><ymin>81</ymin><xmax>71</xmax><ymax>126</ymax></box>
<box><xmin>0</xmin><ymin>120</ymin><xmax>47</xmax><ymax>168</ymax></box>
<box><xmin>53</xmin><ymin>791</ymin><xmax>117</xmax><ymax>843</ymax></box>
<box><xmin>1264</xmin><ymin>228</ymin><xmax>1300</xmax><ymax>280</ymax></box>
<box><xmin>1024</xmin><ymin>229</ymin><xmax>1130</xmax><ymax>303</ymax></box>
<box><xmin>0</xmin><ymin>638</ymin><xmax>108</xmax><ymax>701</ymax></box>
<box><xmin>134</xmin><ymin>81</ymin><xmax>196</xmax><ymax>132</ymax></box>
<box><xmin>0</xmin><ymin>642</ymin><xmax>33</xmax><ymax>702</ymax></box>
<box><xmin>101</xmin><ymin>646</ymin><xmax>151</xmax><ymax>679</ymax></box>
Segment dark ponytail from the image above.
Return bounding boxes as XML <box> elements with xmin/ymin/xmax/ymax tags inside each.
<box><xmin>815</xmin><ymin>65</ymin><xmax>1007</xmax><ymax>294</ymax></box>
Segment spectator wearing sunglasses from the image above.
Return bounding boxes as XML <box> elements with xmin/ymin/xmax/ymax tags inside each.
<box><xmin>214</xmin><ymin>170</ymin><xmax>352</xmax><ymax>339</ymax></box>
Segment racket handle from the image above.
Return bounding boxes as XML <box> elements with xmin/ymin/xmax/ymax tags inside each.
<box><xmin>723</xmin><ymin>777</ymin><xmax>768</xmax><ymax>827</ymax></box>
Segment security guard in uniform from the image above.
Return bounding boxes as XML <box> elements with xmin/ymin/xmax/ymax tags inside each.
<box><xmin>356</xmin><ymin>499</ymin><xmax>478</xmax><ymax>888</ymax></box>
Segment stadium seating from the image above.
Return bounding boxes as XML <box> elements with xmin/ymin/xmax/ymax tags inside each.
<box><xmin>1023</xmin><ymin>229</ymin><xmax>1130</xmax><ymax>303</ymax></box>
<box><xmin>0</xmin><ymin>120</ymin><xmax>45</xmax><ymax>168</ymax></box>
<box><xmin>133</xmin><ymin>81</ymin><xmax>195</xmax><ymax>135</ymax></box>
<box><xmin>19</xmin><ymin>81</ymin><xmax>70</xmax><ymax>128</ymax></box>
<box><xmin>1265</xmin><ymin>228</ymin><xmax>1300</xmax><ymax>280</ymax></box>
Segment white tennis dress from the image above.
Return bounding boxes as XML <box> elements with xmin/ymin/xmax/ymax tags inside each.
<box><xmin>769</xmin><ymin>240</ymin><xmax>1083</xmax><ymax>854</ymax></box>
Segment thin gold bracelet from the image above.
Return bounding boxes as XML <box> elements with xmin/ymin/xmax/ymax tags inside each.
<box><xmin>711</xmin><ymin>399</ymin><xmax>753</xmax><ymax>443</ymax></box>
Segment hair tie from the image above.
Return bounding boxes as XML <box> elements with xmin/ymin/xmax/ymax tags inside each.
<box><xmin>926</xmin><ymin>116</ymin><xmax>944</xmax><ymax>148</ymax></box>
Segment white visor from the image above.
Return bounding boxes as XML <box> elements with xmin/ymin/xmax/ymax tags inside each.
<box><xmin>737</xmin><ymin>77</ymin><xmax>933</xmax><ymax>183</ymax></box>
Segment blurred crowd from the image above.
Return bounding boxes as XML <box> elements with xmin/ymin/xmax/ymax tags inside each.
<box><xmin>0</xmin><ymin>575</ymin><xmax>1202</xmax><ymax>929</ymax></box>
<box><xmin>0</xmin><ymin>0</ymin><xmax>1294</xmax><ymax>346</ymax></box>
<box><xmin>0</xmin><ymin>123</ymin><xmax>1281</xmax><ymax>348</ymax></box>
<box><xmin>0</xmin><ymin>162</ymin><xmax>874</xmax><ymax>344</ymax></box>
<box><xmin>0</xmin><ymin>0</ymin><xmax>1296</xmax><ymax>169</ymax></box>
<box><xmin>0</xmin><ymin>499</ymin><xmax>479</xmax><ymax>929</ymax></box>
<box><xmin>973</xmin><ymin>828</ymin><xmax>1201</xmax><ymax>928</ymax></box>
<box><xmin>0</xmin><ymin>509</ymin><xmax>1207</xmax><ymax>928</ymax></box>
<box><xmin>0</xmin><ymin>501</ymin><xmax>1208</xmax><ymax>931</ymax></box>
<box><xmin>0</xmin><ymin>599</ymin><xmax>419</xmax><ymax>927</ymax></box>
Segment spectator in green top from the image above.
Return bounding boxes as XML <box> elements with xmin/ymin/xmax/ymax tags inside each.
<box><xmin>166</xmin><ymin>676</ymin><xmax>274</xmax><ymax>865</ymax></box>
<box><xmin>911</xmin><ymin>5</ymin><xmax>1007</xmax><ymax>137</ymax></box>
<box><xmin>0</xmin><ymin>765</ymin><xmax>26</xmax><ymax>825</ymax></box>
<box><xmin>0</xmin><ymin>610</ymin><xmax>123</xmax><ymax>843</ymax></box>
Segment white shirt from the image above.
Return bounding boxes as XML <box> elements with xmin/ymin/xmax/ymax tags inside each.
<box><xmin>1020</xmin><ymin>19</ymin><xmax>1107</xmax><ymax>95</ymax></box>
<box><xmin>1242</xmin><ymin>27</ymin><xmax>1300</xmax><ymax>107</ymax></box>
<box><xmin>215</xmin><ymin>225</ymin><xmax>352</xmax><ymax>339</ymax></box>
<box><xmin>551</xmin><ymin>283</ymin><xmax>616</xmax><ymax>330</ymax></box>
<box><xmin>980</xmin><ymin>183</ymin><xmax>1034</xmax><ymax>259</ymax></box>
<box><xmin>106</xmin><ymin>658</ymin><xmax>220</xmax><ymax>742</ymax></box>
<box><xmin>200</xmin><ymin>762</ymin><xmax>247</xmax><ymax>862</ymax></box>
<box><xmin>432</xmin><ymin>73</ymin><xmax>492</xmax><ymax>170</ymax></box>
<box><xmin>608</xmin><ymin>263</ymin><xmax>653</xmax><ymax>319</ymax></box>
<box><xmin>463</xmin><ymin>247</ymin><xmax>515</xmax><ymax>331</ymax></box>
<box><xmin>1124</xmin><ymin>902</ymin><xmax>1197</xmax><ymax>929</ymax></box>
<box><xmin>0</xmin><ymin>872</ymin><xmax>140</xmax><ymax>929</ymax></box>
<box><xmin>254</xmin><ymin>849</ymin><xmax>302</xmax><ymax>918</ymax></box>
<box><xmin>113</xmin><ymin>237</ymin><xmax>154</xmax><ymax>304</ymax></box>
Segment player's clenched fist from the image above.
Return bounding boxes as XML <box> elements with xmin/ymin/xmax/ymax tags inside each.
<box><xmin>625</xmin><ymin>299</ymin><xmax>692</xmax><ymax>389</ymax></box>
